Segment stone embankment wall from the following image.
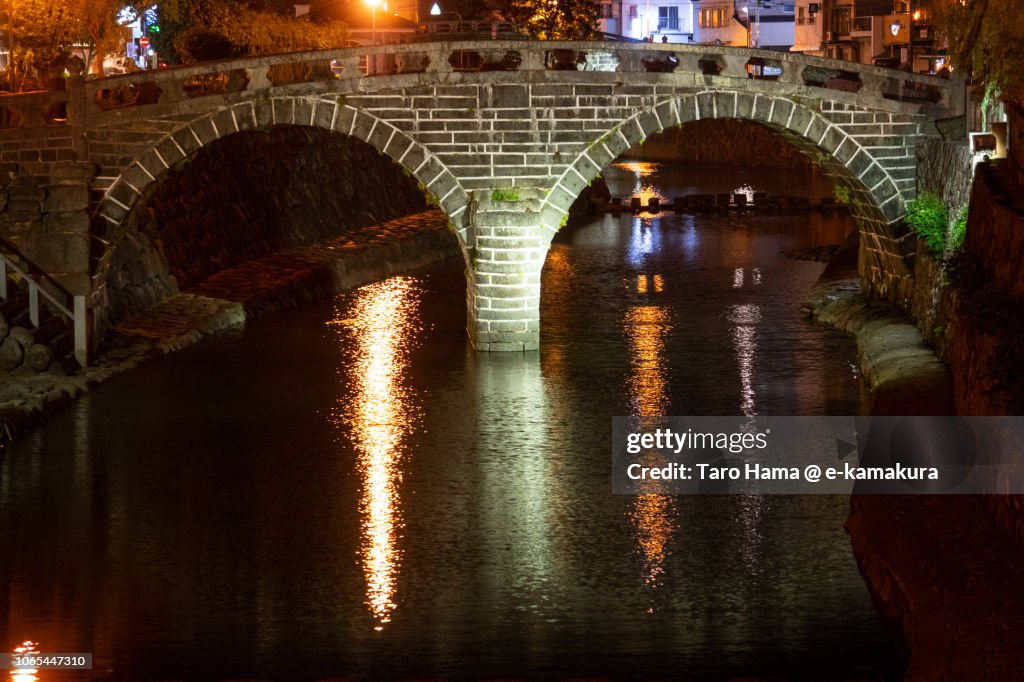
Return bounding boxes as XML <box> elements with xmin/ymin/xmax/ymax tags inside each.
<box><xmin>1</xmin><ymin>161</ymin><xmax>94</xmax><ymax>380</ymax></box>
<box><xmin>105</xmin><ymin>125</ymin><xmax>429</xmax><ymax>326</ymax></box>
<box><xmin>908</xmin><ymin>126</ymin><xmax>1023</xmax><ymax>417</ymax></box>
<box><xmin>947</xmin><ymin>159</ymin><xmax>1024</xmax><ymax>416</ymax></box>
<box><xmin>0</xmin><ymin>160</ymin><xmax>94</xmax><ymax>296</ymax></box>
<box><xmin>835</xmin><ymin>117</ymin><xmax>1024</xmax><ymax>682</ymax></box>
<box><xmin>908</xmin><ymin>138</ymin><xmax>973</xmax><ymax>352</ymax></box>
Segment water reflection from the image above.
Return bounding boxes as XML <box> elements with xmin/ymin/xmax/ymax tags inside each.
<box><xmin>729</xmin><ymin>304</ymin><xmax>763</xmax><ymax>418</ymax></box>
<box><xmin>614</xmin><ymin>161</ymin><xmax>667</xmax><ymax>207</ymax></box>
<box><xmin>623</xmin><ymin>305</ymin><xmax>679</xmax><ymax>601</ymax></box>
<box><xmin>0</xmin><ymin>160</ymin><xmax>891</xmax><ymax>680</ymax></box>
<box><xmin>8</xmin><ymin>641</ymin><xmax>39</xmax><ymax>682</ymax></box>
<box><xmin>627</xmin><ymin>218</ymin><xmax>660</xmax><ymax>266</ymax></box>
<box><xmin>634</xmin><ymin>274</ymin><xmax>664</xmax><ymax>295</ymax></box>
<box><xmin>332</xmin><ymin>278</ymin><xmax>422</xmax><ymax>631</ymax></box>
<box><xmin>473</xmin><ymin>356</ymin><xmax>555</xmax><ymax>616</ymax></box>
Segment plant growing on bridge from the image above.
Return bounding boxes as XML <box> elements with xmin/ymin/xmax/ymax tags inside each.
<box><xmin>491</xmin><ymin>188</ymin><xmax>520</xmax><ymax>201</ymax></box>
<box><xmin>832</xmin><ymin>182</ymin><xmax>851</xmax><ymax>205</ymax></box>
<box><xmin>949</xmin><ymin>203</ymin><xmax>969</xmax><ymax>252</ymax></box>
<box><xmin>905</xmin><ymin>193</ymin><xmax>949</xmax><ymax>258</ymax></box>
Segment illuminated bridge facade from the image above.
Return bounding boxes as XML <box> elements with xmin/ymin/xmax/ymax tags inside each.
<box><xmin>0</xmin><ymin>40</ymin><xmax>964</xmax><ymax>351</ymax></box>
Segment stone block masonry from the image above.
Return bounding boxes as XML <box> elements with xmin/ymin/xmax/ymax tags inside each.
<box><xmin>85</xmin><ymin>89</ymin><xmax>939</xmax><ymax>350</ymax></box>
<box><xmin>1</xmin><ymin>41</ymin><xmax>962</xmax><ymax>351</ymax></box>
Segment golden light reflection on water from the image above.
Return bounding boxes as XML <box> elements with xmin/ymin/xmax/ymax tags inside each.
<box><xmin>624</xmin><ymin>305</ymin><xmax>678</xmax><ymax>600</ymax></box>
<box><xmin>635</xmin><ymin>274</ymin><xmax>665</xmax><ymax>295</ymax></box>
<box><xmin>625</xmin><ymin>306</ymin><xmax>671</xmax><ymax>417</ymax></box>
<box><xmin>613</xmin><ymin>161</ymin><xmax>667</xmax><ymax>206</ymax></box>
<box><xmin>8</xmin><ymin>641</ymin><xmax>40</xmax><ymax>682</ymax></box>
<box><xmin>331</xmin><ymin>277</ymin><xmax>421</xmax><ymax>631</ymax></box>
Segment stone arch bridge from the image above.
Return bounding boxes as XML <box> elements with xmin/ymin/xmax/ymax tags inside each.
<box><xmin>0</xmin><ymin>40</ymin><xmax>964</xmax><ymax>352</ymax></box>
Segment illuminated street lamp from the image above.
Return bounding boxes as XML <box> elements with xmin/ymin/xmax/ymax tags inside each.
<box><xmin>365</xmin><ymin>0</ymin><xmax>379</xmax><ymax>44</ymax></box>
<box><xmin>364</xmin><ymin>0</ymin><xmax>379</xmax><ymax>74</ymax></box>
<box><xmin>6</xmin><ymin>0</ymin><xmax>14</xmax><ymax>91</ymax></box>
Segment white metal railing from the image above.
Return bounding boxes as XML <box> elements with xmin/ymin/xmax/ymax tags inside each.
<box><xmin>0</xmin><ymin>246</ymin><xmax>88</xmax><ymax>368</ymax></box>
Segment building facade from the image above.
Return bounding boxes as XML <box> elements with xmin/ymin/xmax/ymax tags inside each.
<box><xmin>790</xmin><ymin>0</ymin><xmax>938</xmax><ymax>72</ymax></box>
<box><xmin>597</xmin><ymin>0</ymin><xmax>697</xmax><ymax>42</ymax></box>
<box><xmin>691</xmin><ymin>0</ymin><xmax>795</xmax><ymax>49</ymax></box>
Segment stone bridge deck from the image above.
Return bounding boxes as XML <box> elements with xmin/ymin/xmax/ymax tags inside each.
<box><xmin>0</xmin><ymin>41</ymin><xmax>965</xmax><ymax>351</ymax></box>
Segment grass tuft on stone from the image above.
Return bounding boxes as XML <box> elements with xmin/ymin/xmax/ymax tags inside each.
<box><xmin>906</xmin><ymin>193</ymin><xmax>949</xmax><ymax>258</ymax></box>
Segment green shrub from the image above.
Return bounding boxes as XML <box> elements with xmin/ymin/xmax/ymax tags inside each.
<box><xmin>491</xmin><ymin>189</ymin><xmax>520</xmax><ymax>201</ymax></box>
<box><xmin>949</xmin><ymin>203</ymin><xmax>968</xmax><ymax>252</ymax></box>
<box><xmin>833</xmin><ymin>183</ymin><xmax>851</xmax><ymax>205</ymax></box>
<box><xmin>906</xmin><ymin>193</ymin><xmax>949</xmax><ymax>258</ymax></box>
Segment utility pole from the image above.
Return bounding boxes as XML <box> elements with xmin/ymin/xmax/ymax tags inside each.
<box><xmin>754</xmin><ymin>0</ymin><xmax>760</xmax><ymax>48</ymax></box>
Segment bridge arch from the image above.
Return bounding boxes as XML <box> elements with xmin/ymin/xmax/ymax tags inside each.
<box><xmin>537</xmin><ymin>90</ymin><xmax>911</xmax><ymax>299</ymax></box>
<box><xmin>93</xmin><ymin>96</ymin><xmax>472</xmax><ymax>318</ymax></box>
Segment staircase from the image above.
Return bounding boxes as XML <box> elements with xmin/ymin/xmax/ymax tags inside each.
<box><xmin>0</xmin><ymin>238</ymin><xmax>88</xmax><ymax>378</ymax></box>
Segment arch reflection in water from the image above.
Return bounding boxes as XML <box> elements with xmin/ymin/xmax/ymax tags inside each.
<box><xmin>473</xmin><ymin>355</ymin><xmax>556</xmax><ymax>614</ymax></box>
<box><xmin>623</xmin><ymin>305</ymin><xmax>679</xmax><ymax>602</ymax></box>
<box><xmin>331</xmin><ymin>278</ymin><xmax>422</xmax><ymax>631</ymax></box>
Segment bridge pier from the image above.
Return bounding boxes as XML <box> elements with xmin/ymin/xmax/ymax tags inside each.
<box><xmin>465</xmin><ymin>193</ymin><xmax>551</xmax><ymax>352</ymax></box>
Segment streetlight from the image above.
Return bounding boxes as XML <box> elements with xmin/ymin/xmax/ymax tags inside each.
<box><xmin>6</xmin><ymin>0</ymin><xmax>14</xmax><ymax>92</ymax></box>
<box><xmin>364</xmin><ymin>0</ymin><xmax>379</xmax><ymax>74</ymax></box>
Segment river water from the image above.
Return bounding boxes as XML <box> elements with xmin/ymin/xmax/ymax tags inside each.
<box><xmin>0</xmin><ymin>162</ymin><xmax>902</xmax><ymax>680</ymax></box>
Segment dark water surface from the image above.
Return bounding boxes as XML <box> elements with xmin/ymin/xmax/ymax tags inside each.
<box><xmin>0</xmin><ymin>163</ymin><xmax>901</xmax><ymax>681</ymax></box>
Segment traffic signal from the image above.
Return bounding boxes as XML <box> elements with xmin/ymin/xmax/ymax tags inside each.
<box><xmin>149</xmin><ymin>24</ymin><xmax>160</xmax><ymax>33</ymax></box>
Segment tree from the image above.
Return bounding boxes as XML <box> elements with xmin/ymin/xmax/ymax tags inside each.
<box><xmin>930</xmin><ymin>0</ymin><xmax>1024</xmax><ymax>104</ymax></box>
<box><xmin>64</xmin><ymin>0</ymin><xmax>135</xmax><ymax>76</ymax></box>
<box><xmin>177</xmin><ymin>7</ymin><xmax>349</xmax><ymax>62</ymax></box>
<box><xmin>156</xmin><ymin>0</ymin><xmax>349</xmax><ymax>64</ymax></box>
<box><xmin>1</xmin><ymin>0</ymin><xmax>77</xmax><ymax>89</ymax></box>
<box><xmin>499</xmin><ymin>0</ymin><xmax>598</xmax><ymax>40</ymax></box>
<box><xmin>1</xmin><ymin>0</ymin><xmax>137</xmax><ymax>86</ymax></box>
<box><xmin>152</xmin><ymin>0</ymin><xmax>238</xmax><ymax>63</ymax></box>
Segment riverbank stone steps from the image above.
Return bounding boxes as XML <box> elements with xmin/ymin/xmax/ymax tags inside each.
<box><xmin>801</xmin><ymin>231</ymin><xmax>955</xmax><ymax>417</ymax></box>
<box><xmin>0</xmin><ymin>209</ymin><xmax>459</xmax><ymax>447</ymax></box>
